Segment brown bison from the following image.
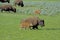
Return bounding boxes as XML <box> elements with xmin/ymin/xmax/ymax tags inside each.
<box><xmin>0</xmin><ymin>4</ymin><xmax>16</xmax><ymax>13</ymax></box>
<box><xmin>0</xmin><ymin>0</ymin><xmax>10</xmax><ymax>3</ymax></box>
<box><xmin>14</xmin><ymin>0</ymin><xmax>24</xmax><ymax>7</ymax></box>
<box><xmin>20</xmin><ymin>16</ymin><xmax>45</xmax><ymax>30</ymax></box>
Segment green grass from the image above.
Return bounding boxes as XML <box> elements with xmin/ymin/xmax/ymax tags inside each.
<box><xmin>0</xmin><ymin>12</ymin><xmax>60</xmax><ymax>40</ymax></box>
<box><xmin>0</xmin><ymin>0</ymin><xmax>60</xmax><ymax>40</ymax></box>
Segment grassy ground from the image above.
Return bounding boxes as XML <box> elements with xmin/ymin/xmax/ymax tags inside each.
<box><xmin>0</xmin><ymin>0</ymin><xmax>60</xmax><ymax>40</ymax></box>
<box><xmin>0</xmin><ymin>12</ymin><xmax>60</xmax><ymax>40</ymax></box>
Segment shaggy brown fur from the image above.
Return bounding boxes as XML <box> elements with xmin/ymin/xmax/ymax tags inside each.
<box><xmin>14</xmin><ymin>0</ymin><xmax>24</xmax><ymax>7</ymax></box>
<box><xmin>20</xmin><ymin>21</ymin><xmax>32</xmax><ymax>29</ymax></box>
<box><xmin>0</xmin><ymin>4</ymin><xmax>16</xmax><ymax>13</ymax></box>
<box><xmin>20</xmin><ymin>16</ymin><xmax>45</xmax><ymax>30</ymax></box>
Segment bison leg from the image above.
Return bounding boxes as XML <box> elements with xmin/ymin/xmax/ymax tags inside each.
<box><xmin>32</xmin><ymin>26</ymin><xmax>38</xmax><ymax>29</ymax></box>
<box><xmin>29</xmin><ymin>26</ymin><xmax>32</xmax><ymax>30</ymax></box>
<box><xmin>35</xmin><ymin>26</ymin><xmax>38</xmax><ymax>29</ymax></box>
<box><xmin>32</xmin><ymin>26</ymin><xmax>35</xmax><ymax>29</ymax></box>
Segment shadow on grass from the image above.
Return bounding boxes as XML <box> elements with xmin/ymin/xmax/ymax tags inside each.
<box><xmin>19</xmin><ymin>28</ymin><xmax>60</xmax><ymax>30</ymax></box>
<box><xmin>38</xmin><ymin>28</ymin><xmax>60</xmax><ymax>30</ymax></box>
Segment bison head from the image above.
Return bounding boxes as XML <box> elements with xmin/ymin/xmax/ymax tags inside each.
<box><xmin>15</xmin><ymin>0</ymin><xmax>24</xmax><ymax>7</ymax></box>
<box><xmin>11</xmin><ymin>7</ymin><xmax>16</xmax><ymax>13</ymax></box>
<box><xmin>20</xmin><ymin>1</ymin><xmax>24</xmax><ymax>7</ymax></box>
<box><xmin>38</xmin><ymin>19</ymin><xmax>45</xmax><ymax>27</ymax></box>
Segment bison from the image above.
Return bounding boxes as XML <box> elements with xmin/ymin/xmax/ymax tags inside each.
<box><xmin>14</xmin><ymin>0</ymin><xmax>24</xmax><ymax>7</ymax></box>
<box><xmin>0</xmin><ymin>4</ymin><xmax>16</xmax><ymax>13</ymax></box>
<box><xmin>0</xmin><ymin>0</ymin><xmax>10</xmax><ymax>3</ymax></box>
<box><xmin>20</xmin><ymin>16</ymin><xmax>45</xmax><ymax>30</ymax></box>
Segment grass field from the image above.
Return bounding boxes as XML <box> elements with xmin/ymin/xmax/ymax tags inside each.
<box><xmin>0</xmin><ymin>0</ymin><xmax>60</xmax><ymax>40</ymax></box>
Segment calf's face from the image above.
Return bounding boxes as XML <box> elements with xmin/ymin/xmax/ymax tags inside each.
<box><xmin>38</xmin><ymin>20</ymin><xmax>45</xmax><ymax>27</ymax></box>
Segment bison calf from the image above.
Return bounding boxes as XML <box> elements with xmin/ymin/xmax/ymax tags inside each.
<box><xmin>0</xmin><ymin>4</ymin><xmax>16</xmax><ymax>13</ymax></box>
<box><xmin>14</xmin><ymin>0</ymin><xmax>24</xmax><ymax>7</ymax></box>
<box><xmin>20</xmin><ymin>16</ymin><xmax>45</xmax><ymax>30</ymax></box>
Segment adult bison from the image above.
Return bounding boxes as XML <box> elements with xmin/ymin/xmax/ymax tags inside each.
<box><xmin>14</xmin><ymin>0</ymin><xmax>24</xmax><ymax>7</ymax></box>
<box><xmin>0</xmin><ymin>0</ymin><xmax>10</xmax><ymax>3</ymax></box>
<box><xmin>0</xmin><ymin>4</ymin><xmax>16</xmax><ymax>13</ymax></box>
<box><xmin>20</xmin><ymin>16</ymin><xmax>45</xmax><ymax>30</ymax></box>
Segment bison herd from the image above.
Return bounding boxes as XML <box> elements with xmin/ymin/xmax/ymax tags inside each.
<box><xmin>0</xmin><ymin>0</ymin><xmax>24</xmax><ymax>7</ymax></box>
<box><xmin>0</xmin><ymin>0</ymin><xmax>45</xmax><ymax>30</ymax></box>
<box><xmin>0</xmin><ymin>0</ymin><xmax>24</xmax><ymax>13</ymax></box>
